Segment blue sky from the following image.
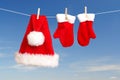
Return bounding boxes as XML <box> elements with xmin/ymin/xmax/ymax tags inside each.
<box><xmin>0</xmin><ymin>0</ymin><xmax>120</xmax><ymax>80</ymax></box>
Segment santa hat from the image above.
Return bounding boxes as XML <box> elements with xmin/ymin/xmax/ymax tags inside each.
<box><xmin>15</xmin><ymin>14</ymin><xmax>59</xmax><ymax>67</ymax></box>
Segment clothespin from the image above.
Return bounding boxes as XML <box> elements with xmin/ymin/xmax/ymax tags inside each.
<box><xmin>65</xmin><ymin>8</ymin><xmax>68</xmax><ymax>20</ymax></box>
<box><xmin>37</xmin><ymin>8</ymin><xmax>40</xmax><ymax>19</ymax></box>
<box><xmin>84</xmin><ymin>6</ymin><xmax>88</xmax><ymax>18</ymax></box>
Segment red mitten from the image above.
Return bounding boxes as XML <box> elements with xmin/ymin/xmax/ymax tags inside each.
<box><xmin>53</xmin><ymin>14</ymin><xmax>76</xmax><ymax>47</ymax></box>
<box><xmin>77</xmin><ymin>14</ymin><xmax>96</xmax><ymax>46</ymax></box>
<box><xmin>77</xmin><ymin>14</ymin><xmax>90</xmax><ymax>46</ymax></box>
<box><xmin>87</xmin><ymin>14</ymin><xmax>96</xmax><ymax>39</ymax></box>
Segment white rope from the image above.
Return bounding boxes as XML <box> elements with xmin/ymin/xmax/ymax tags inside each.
<box><xmin>95</xmin><ymin>9</ymin><xmax>120</xmax><ymax>15</ymax></box>
<box><xmin>0</xmin><ymin>8</ymin><xmax>56</xmax><ymax>18</ymax></box>
<box><xmin>47</xmin><ymin>16</ymin><xmax>56</xmax><ymax>18</ymax></box>
<box><xmin>0</xmin><ymin>8</ymin><xmax>30</xmax><ymax>17</ymax></box>
<box><xmin>1</xmin><ymin>8</ymin><xmax>120</xmax><ymax>18</ymax></box>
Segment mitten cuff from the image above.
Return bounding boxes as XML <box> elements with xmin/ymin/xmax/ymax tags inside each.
<box><xmin>56</xmin><ymin>14</ymin><xmax>76</xmax><ymax>23</ymax></box>
<box><xmin>77</xmin><ymin>13</ymin><xmax>95</xmax><ymax>22</ymax></box>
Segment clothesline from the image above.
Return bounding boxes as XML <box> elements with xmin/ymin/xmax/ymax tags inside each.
<box><xmin>0</xmin><ymin>7</ymin><xmax>120</xmax><ymax>18</ymax></box>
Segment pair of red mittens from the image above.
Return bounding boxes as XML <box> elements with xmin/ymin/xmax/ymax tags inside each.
<box><xmin>53</xmin><ymin>13</ymin><xmax>96</xmax><ymax>47</ymax></box>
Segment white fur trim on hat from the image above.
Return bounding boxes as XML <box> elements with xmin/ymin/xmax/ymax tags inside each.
<box><xmin>56</xmin><ymin>14</ymin><xmax>76</xmax><ymax>24</ymax></box>
<box><xmin>27</xmin><ymin>31</ymin><xmax>45</xmax><ymax>46</ymax></box>
<box><xmin>77</xmin><ymin>13</ymin><xmax>95</xmax><ymax>22</ymax></box>
<box><xmin>15</xmin><ymin>52</ymin><xmax>59</xmax><ymax>68</ymax></box>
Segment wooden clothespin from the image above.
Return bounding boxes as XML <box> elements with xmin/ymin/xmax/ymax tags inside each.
<box><xmin>84</xmin><ymin>6</ymin><xmax>88</xmax><ymax>18</ymax></box>
<box><xmin>65</xmin><ymin>8</ymin><xmax>68</xmax><ymax>20</ymax></box>
<box><xmin>37</xmin><ymin>8</ymin><xmax>40</xmax><ymax>19</ymax></box>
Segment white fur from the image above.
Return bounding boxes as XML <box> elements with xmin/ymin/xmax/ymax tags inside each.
<box><xmin>77</xmin><ymin>13</ymin><xmax>95</xmax><ymax>22</ymax></box>
<box><xmin>56</xmin><ymin>14</ymin><xmax>76</xmax><ymax>24</ymax></box>
<box><xmin>27</xmin><ymin>31</ymin><xmax>45</xmax><ymax>46</ymax></box>
<box><xmin>15</xmin><ymin>52</ymin><xmax>59</xmax><ymax>68</ymax></box>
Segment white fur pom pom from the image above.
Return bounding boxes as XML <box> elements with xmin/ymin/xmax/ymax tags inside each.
<box><xmin>27</xmin><ymin>31</ymin><xmax>45</xmax><ymax>46</ymax></box>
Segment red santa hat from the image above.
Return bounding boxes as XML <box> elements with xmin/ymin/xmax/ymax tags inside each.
<box><xmin>15</xmin><ymin>14</ymin><xmax>59</xmax><ymax>67</ymax></box>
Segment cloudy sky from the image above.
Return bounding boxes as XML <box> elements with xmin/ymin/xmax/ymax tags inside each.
<box><xmin>0</xmin><ymin>0</ymin><xmax>120</xmax><ymax>80</ymax></box>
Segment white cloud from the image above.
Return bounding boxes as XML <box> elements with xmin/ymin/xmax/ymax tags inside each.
<box><xmin>0</xmin><ymin>53</ymin><xmax>4</xmax><ymax>57</ymax></box>
<box><xmin>0</xmin><ymin>53</ymin><xmax>5</xmax><ymax>57</ymax></box>
<box><xmin>0</xmin><ymin>64</ymin><xmax>38</xmax><ymax>72</ymax></box>
<box><xmin>69</xmin><ymin>56</ymin><xmax>120</xmax><ymax>73</ymax></box>
<box><xmin>0</xmin><ymin>53</ymin><xmax>13</xmax><ymax>58</ymax></box>
<box><xmin>87</xmin><ymin>65</ymin><xmax>120</xmax><ymax>72</ymax></box>
<box><xmin>9</xmin><ymin>64</ymin><xmax>38</xmax><ymax>71</ymax></box>
<box><xmin>110</xmin><ymin>76</ymin><xmax>118</xmax><ymax>79</ymax></box>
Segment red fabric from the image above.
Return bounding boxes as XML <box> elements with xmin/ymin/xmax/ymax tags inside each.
<box><xmin>87</xmin><ymin>21</ymin><xmax>96</xmax><ymax>39</ymax></box>
<box><xmin>77</xmin><ymin>22</ymin><xmax>90</xmax><ymax>46</ymax></box>
<box><xmin>77</xmin><ymin>21</ymin><xmax>96</xmax><ymax>46</ymax></box>
<box><xmin>19</xmin><ymin>14</ymin><xmax>54</xmax><ymax>55</ymax></box>
<box><xmin>53</xmin><ymin>22</ymin><xmax>74</xmax><ymax>47</ymax></box>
